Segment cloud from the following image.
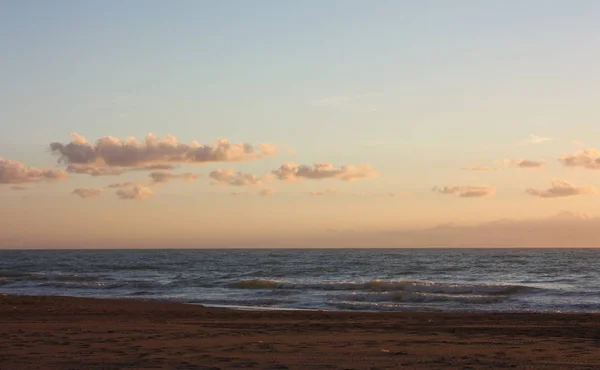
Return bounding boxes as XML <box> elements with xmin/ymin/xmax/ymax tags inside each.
<box><xmin>506</xmin><ymin>159</ymin><xmax>545</xmax><ymax>168</ymax></box>
<box><xmin>325</xmin><ymin>211</ymin><xmax>600</xmax><ymax>248</ymax></box>
<box><xmin>149</xmin><ymin>171</ymin><xmax>199</xmax><ymax>184</ymax></box>
<box><xmin>572</xmin><ymin>140</ymin><xmax>584</xmax><ymax>147</ymax></box>
<box><xmin>497</xmin><ymin>159</ymin><xmax>545</xmax><ymax>168</ymax></box>
<box><xmin>559</xmin><ymin>149</ymin><xmax>600</xmax><ymax>169</ymax></box>
<box><xmin>10</xmin><ymin>185</ymin><xmax>27</xmax><ymax>191</ymax></box>
<box><xmin>107</xmin><ymin>182</ymin><xmax>136</xmax><ymax>188</ymax></box>
<box><xmin>309</xmin><ymin>189</ymin><xmax>408</xmax><ymax>197</ymax></box>
<box><xmin>258</xmin><ymin>188</ymin><xmax>276</xmax><ymax>197</ymax></box>
<box><xmin>66</xmin><ymin>164</ymin><xmax>124</xmax><ymax>176</ymax></box>
<box><xmin>526</xmin><ymin>134</ymin><xmax>552</xmax><ymax>144</ymax></box>
<box><xmin>116</xmin><ymin>184</ymin><xmax>153</xmax><ymax>200</ymax></box>
<box><xmin>433</xmin><ymin>185</ymin><xmax>495</xmax><ymax>198</ymax></box>
<box><xmin>0</xmin><ymin>158</ymin><xmax>68</xmax><ymax>184</ymax></box>
<box><xmin>72</xmin><ymin>188</ymin><xmax>103</xmax><ymax>199</ymax></box>
<box><xmin>209</xmin><ymin>169</ymin><xmax>264</xmax><ymax>187</ymax></box>
<box><xmin>526</xmin><ymin>179</ymin><xmax>597</xmax><ymax>198</ymax></box>
<box><xmin>50</xmin><ymin>133</ymin><xmax>278</xmax><ymax>175</ymax></box>
<box><xmin>514</xmin><ymin>159</ymin><xmax>545</xmax><ymax>168</ymax></box>
<box><xmin>460</xmin><ymin>166</ymin><xmax>498</xmax><ymax>172</ymax></box>
<box><xmin>273</xmin><ymin>163</ymin><xmax>378</xmax><ymax>182</ymax></box>
<box><xmin>352</xmin><ymin>191</ymin><xmax>409</xmax><ymax>197</ymax></box>
<box><xmin>134</xmin><ymin>164</ymin><xmax>178</xmax><ymax>171</ymax></box>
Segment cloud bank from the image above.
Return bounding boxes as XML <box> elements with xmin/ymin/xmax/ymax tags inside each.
<box><xmin>50</xmin><ymin>133</ymin><xmax>277</xmax><ymax>175</ymax></box>
<box><xmin>326</xmin><ymin>211</ymin><xmax>600</xmax><ymax>248</ymax></box>
<box><xmin>0</xmin><ymin>158</ymin><xmax>68</xmax><ymax>184</ymax></box>
<box><xmin>526</xmin><ymin>179</ymin><xmax>597</xmax><ymax>198</ymax></box>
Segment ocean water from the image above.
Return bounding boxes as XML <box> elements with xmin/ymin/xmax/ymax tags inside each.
<box><xmin>1</xmin><ymin>249</ymin><xmax>599</xmax><ymax>313</ymax></box>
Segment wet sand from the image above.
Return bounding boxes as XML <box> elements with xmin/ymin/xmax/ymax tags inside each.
<box><xmin>1</xmin><ymin>294</ymin><xmax>599</xmax><ymax>369</ymax></box>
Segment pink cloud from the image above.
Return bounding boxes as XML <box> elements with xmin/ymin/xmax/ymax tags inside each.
<box><xmin>209</xmin><ymin>169</ymin><xmax>264</xmax><ymax>187</ymax></box>
<box><xmin>498</xmin><ymin>159</ymin><xmax>545</xmax><ymax>168</ymax></box>
<box><xmin>116</xmin><ymin>184</ymin><xmax>153</xmax><ymax>200</ymax></box>
<box><xmin>50</xmin><ymin>133</ymin><xmax>278</xmax><ymax>175</ymax></box>
<box><xmin>560</xmin><ymin>149</ymin><xmax>600</xmax><ymax>169</ymax></box>
<box><xmin>148</xmin><ymin>171</ymin><xmax>199</xmax><ymax>184</ymax></box>
<box><xmin>433</xmin><ymin>185</ymin><xmax>495</xmax><ymax>198</ymax></box>
<box><xmin>273</xmin><ymin>163</ymin><xmax>377</xmax><ymax>182</ymax></box>
<box><xmin>72</xmin><ymin>188</ymin><xmax>103</xmax><ymax>199</ymax></box>
<box><xmin>526</xmin><ymin>179</ymin><xmax>597</xmax><ymax>198</ymax></box>
<box><xmin>0</xmin><ymin>158</ymin><xmax>68</xmax><ymax>184</ymax></box>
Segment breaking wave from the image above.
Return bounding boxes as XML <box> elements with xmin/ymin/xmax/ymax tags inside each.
<box><xmin>228</xmin><ymin>279</ymin><xmax>536</xmax><ymax>296</ymax></box>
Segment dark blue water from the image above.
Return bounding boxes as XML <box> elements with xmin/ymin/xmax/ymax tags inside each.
<box><xmin>1</xmin><ymin>249</ymin><xmax>599</xmax><ymax>312</ymax></box>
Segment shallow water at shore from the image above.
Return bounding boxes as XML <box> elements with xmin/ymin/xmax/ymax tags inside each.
<box><xmin>1</xmin><ymin>248</ymin><xmax>599</xmax><ymax>312</ymax></box>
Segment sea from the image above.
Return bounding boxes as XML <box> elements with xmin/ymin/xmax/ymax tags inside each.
<box><xmin>1</xmin><ymin>249</ymin><xmax>599</xmax><ymax>313</ymax></box>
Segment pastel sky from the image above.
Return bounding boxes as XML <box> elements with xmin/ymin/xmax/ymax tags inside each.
<box><xmin>2</xmin><ymin>1</ymin><xmax>600</xmax><ymax>248</ymax></box>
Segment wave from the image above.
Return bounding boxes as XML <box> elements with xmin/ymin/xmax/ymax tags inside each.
<box><xmin>0</xmin><ymin>272</ymin><xmax>101</xmax><ymax>285</ymax></box>
<box><xmin>330</xmin><ymin>292</ymin><xmax>503</xmax><ymax>304</ymax></box>
<box><xmin>228</xmin><ymin>279</ymin><xmax>536</xmax><ymax>296</ymax></box>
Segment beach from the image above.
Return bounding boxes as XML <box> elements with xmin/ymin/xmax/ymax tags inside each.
<box><xmin>1</xmin><ymin>295</ymin><xmax>599</xmax><ymax>369</ymax></box>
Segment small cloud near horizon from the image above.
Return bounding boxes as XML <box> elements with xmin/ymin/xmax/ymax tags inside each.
<box><xmin>115</xmin><ymin>184</ymin><xmax>153</xmax><ymax>200</ymax></box>
<box><xmin>432</xmin><ymin>185</ymin><xmax>495</xmax><ymax>198</ymax></box>
<box><xmin>526</xmin><ymin>179</ymin><xmax>597</xmax><ymax>199</ymax></box>
<box><xmin>273</xmin><ymin>163</ymin><xmax>378</xmax><ymax>182</ymax></box>
<box><xmin>498</xmin><ymin>159</ymin><xmax>545</xmax><ymax>168</ymax></box>
<box><xmin>209</xmin><ymin>169</ymin><xmax>265</xmax><ymax>187</ymax></box>
<box><xmin>460</xmin><ymin>166</ymin><xmax>498</xmax><ymax>172</ymax></box>
<box><xmin>72</xmin><ymin>187</ymin><xmax>103</xmax><ymax>199</ymax></box>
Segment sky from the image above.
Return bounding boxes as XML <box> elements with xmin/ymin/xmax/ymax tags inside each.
<box><xmin>2</xmin><ymin>1</ymin><xmax>600</xmax><ymax>248</ymax></box>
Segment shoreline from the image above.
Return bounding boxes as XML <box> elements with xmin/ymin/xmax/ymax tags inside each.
<box><xmin>2</xmin><ymin>294</ymin><xmax>600</xmax><ymax>369</ymax></box>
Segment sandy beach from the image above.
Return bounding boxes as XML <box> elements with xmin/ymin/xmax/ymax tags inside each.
<box><xmin>0</xmin><ymin>295</ymin><xmax>599</xmax><ymax>369</ymax></box>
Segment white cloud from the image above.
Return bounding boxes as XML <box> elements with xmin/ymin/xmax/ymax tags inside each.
<box><xmin>526</xmin><ymin>134</ymin><xmax>552</xmax><ymax>144</ymax></box>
